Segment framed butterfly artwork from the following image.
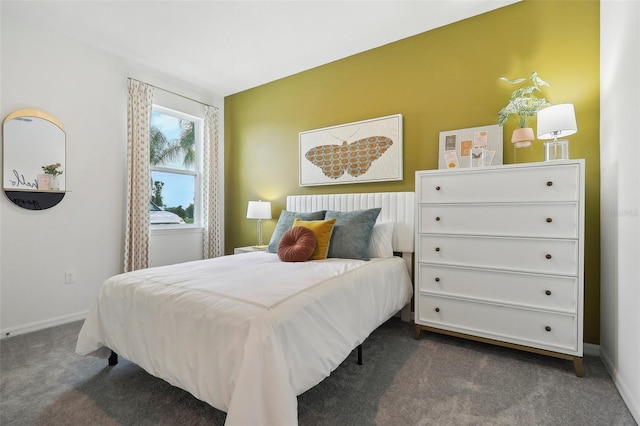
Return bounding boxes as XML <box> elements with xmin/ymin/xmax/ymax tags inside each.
<box><xmin>299</xmin><ymin>114</ymin><xmax>403</xmax><ymax>186</ymax></box>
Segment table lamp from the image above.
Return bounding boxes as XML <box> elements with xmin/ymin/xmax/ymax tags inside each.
<box><xmin>246</xmin><ymin>200</ymin><xmax>271</xmax><ymax>248</ymax></box>
<box><xmin>537</xmin><ymin>103</ymin><xmax>578</xmax><ymax>161</ymax></box>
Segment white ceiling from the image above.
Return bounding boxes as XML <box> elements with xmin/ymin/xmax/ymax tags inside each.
<box><xmin>2</xmin><ymin>1</ymin><xmax>518</xmax><ymax>96</ymax></box>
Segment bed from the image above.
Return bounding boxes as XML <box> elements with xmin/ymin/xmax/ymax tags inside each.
<box><xmin>76</xmin><ymin>191</ymin><xmax>415</xmax><ymax>425</ymax></box>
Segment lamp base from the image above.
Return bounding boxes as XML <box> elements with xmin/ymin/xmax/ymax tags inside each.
<box><xmin>544</xmin><ymin>140</ymin><xmax>569</xmax><ymax>161</ymax></box>
<box><xmin>252</xmin><ymin>244</ymin><xmax>269</xmax><ymax>250</ymax></box>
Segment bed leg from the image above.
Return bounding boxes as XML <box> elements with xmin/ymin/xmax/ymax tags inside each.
<box><xmin>108</xmin><ymin>350</ymin><xmax>118</xmax><ymax>366</ymax></box>
<box><xmin>357</xmin><ymin>344</ymin><xmax>363</xmax><ymax>365</ymax></box>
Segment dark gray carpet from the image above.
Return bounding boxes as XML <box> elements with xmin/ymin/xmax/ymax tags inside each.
<box><xmin>0</xmin><ymin>318</ymin><xmax>636</xmax><ymax>425</ymax></box>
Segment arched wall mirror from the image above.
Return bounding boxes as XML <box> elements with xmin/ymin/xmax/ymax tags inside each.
<box><xmin>3</xmin><ymin>109</ymin><xmax>66</xmax><ymax>210</ymax></box>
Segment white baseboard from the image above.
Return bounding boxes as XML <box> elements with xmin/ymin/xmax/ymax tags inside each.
<box><xmin>600</xmin><ymin>347</ymin><xmax>640</xmax><ymax>424</ymax></box>
<box><xmin>584</xmin><ymin>342</ymin><xmax>600</xmax><ymax>357</ymax></box>
<box><xmin>0</xmin><ymin>311</ymin><xmax>88</xmax><ymax>340</ymax></box>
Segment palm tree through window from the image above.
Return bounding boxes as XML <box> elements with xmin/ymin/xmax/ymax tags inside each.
<box><xmin>149</xmin><ymin>106</ymin><xmax>202</xmax><ymax>226</ymax></box>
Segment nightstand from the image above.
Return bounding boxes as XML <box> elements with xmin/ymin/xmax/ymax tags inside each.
<box><xmin>234</xmin><ymin>246</ymin><xmax>268</xmax><ymax>254</ymax></box>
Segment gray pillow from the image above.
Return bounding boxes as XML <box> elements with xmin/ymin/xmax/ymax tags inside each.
<box><xmin>325</xmin><ymin>208</ymin><xmax>381</xmax><ymax>260</ymax></box>
<box><xmin>267</xmin><ymin>210</ymin><xmax>326</xmax><ymax>253</ymax></box>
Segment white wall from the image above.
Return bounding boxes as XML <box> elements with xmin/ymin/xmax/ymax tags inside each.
<box><xmin>600</xmin><ymin>1</ymin><xmax>640</xmax><ymax>423</ymax></box>
<box><xmin>0</xmin><ymin>13</ymin><xmax>223</xmax><ymax>337</ymax></box>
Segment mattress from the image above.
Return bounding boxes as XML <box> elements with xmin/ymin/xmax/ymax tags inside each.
<box><xmin>76</xmin><ymin>251</ymin><xmax>413</xmax><ymax>425</ymax></box>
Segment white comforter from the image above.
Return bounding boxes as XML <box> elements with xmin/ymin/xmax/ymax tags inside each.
<box><xmin>76</xmin><ymin>252</ymin><xmax>413</xmax><ymax>425</ymax></box>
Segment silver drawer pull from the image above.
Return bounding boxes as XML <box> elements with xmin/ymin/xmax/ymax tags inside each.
<box><xmin>435</xmin><ymin>247</ymin><xmax>440</xmax><ymax>252</ymax></box>
<box><xmin>435</xmin><ymin>307</ymin><xmax>440</xmax><ymax>313</ymax></box>
<box><xmin>435</xmin><ymin>186</ymin><xmax>441</xmax><ymax>191</ymax></box>
<box><xmin>545</xmin><ymin>326</ymin><xmax>552</xmax><ymax>332</ymax></box>
<box><xmin>546</xmin><ymin>181</ymin><xmax>553</xmax><ymax>187</ymax></box>
<box><xmin>435</xmin><ymin>216</ymin><xmax>441</xmax><ymax>221</ymax></box>
<box><xmin>545</xmin><ymin>254</ymin><xmax>552</xmax><ymax>260</ymax></box>
<box><xmin>435</xmin><ymin>277</ymin><xmax>440</xmax><ymax>282</ymax></box>
<box><xmin>545</xmin><ymin>290</ymin><xmax>552</xmax><ymax>296</ymax></box>
<box><xmin>546</xmin><ymin>217</ymin><xmax>553</xmax><ymax>223</ymax></box>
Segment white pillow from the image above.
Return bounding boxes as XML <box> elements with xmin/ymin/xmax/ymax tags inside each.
<box><xmin>367</xmin><ymin>221</ymin><xmax>394</xmax><ymax>258</ymax></box>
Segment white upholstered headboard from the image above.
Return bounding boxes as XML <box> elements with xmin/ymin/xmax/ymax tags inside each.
<box><xmin>286</xmin><ymin>192</ymin><xmax>415</xmax><ymax>254</ymax></box>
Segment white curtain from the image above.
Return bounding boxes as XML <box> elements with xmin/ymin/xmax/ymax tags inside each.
<box><xmin>203</xmin><ymin>105</ymin><xmax>223</xmax><ymax>258</ymax></box>
<box><xmin>124</xmin><ymin>79</ymin><xmax>154</xmax><ymax>272</ymax></box>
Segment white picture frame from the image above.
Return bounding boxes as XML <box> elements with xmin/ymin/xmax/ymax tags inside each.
<box><xmin>438</xmin><ymin>124</ymin><xmax>503</xmax><ymax>169</ymax></box>
<box><xmin>299</xmin><ymin>114</ymin><xmax>403</xmax><ymax>186</ymax></box>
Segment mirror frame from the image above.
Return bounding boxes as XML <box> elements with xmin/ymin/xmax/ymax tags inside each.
<box><xmin>3</xmin><ymin>109</ymin><xmax>66</xmax><ymax>210</ymax></box>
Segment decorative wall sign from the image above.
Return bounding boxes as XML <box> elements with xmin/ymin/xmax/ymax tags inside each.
<box><xmin>299</xmin><ymin>114</ymin><xmax>403</xmax><ymax>186</ymax></box>
<box><xmin>438</xmin><ymin>124</ymin><xmax>503</xmax><ymax>169</ymax></box>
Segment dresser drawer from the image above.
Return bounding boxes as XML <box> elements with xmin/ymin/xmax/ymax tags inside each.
<box><xmin>418</xmin><ymin>264</ymin><xmax>577</xmax><ymax>313</ymax></box>
<box><xmin>417</xmin><ymin>163</ymin><xmax>580</xmax><ymax>203</ymax></box>
<box><xmin>417</xmin><ymin>295</ymin><xmax>578</xmax><ymax>353</ymax></box>
<box><xmin>418</xmin><ymin>235</ymin><xmax>578</xmax><ymax>275</ymax></box>
<box><xmin>418</xmin><ymin>203</ymin><xmax>579</xmax><ymax>238</ymax></box>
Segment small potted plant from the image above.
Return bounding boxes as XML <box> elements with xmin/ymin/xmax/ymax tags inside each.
<box><xmin>498</xmin><ymin>72</ymin><xmax>550</xmax><ymax>148</ymax></box>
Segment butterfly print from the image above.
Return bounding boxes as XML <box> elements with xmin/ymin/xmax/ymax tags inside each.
<box><xmin>305</xmin><ymin>136</ymin><xmax>393</xmax><ymax>179</ymax></box>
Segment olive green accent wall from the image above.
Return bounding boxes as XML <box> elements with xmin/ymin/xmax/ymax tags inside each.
<box><xmin>224</xmin><ymin>1</ymin><xmax>600</xmax><ymax>343</ymax></box>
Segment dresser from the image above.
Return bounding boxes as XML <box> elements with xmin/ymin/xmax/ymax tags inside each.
<box><xmin>414</xmin><ymin>160</ymin><xmax>585</xmax><ymax>376</ymax></box>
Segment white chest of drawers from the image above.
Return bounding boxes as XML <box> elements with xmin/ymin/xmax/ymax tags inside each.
<box><xmin>414</xmin><ymin>160</ymin><xmax>585</xmax><ymax>376</ymax></box>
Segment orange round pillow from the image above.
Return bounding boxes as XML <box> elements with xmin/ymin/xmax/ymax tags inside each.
<box><xmin>277</xmin><ymin>226</ymin><xmax>317</xmax><ymax>262</ymax></box>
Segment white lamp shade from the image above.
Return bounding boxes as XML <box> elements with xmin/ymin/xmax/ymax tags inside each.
<box><xmin>246</xmin><ymin>200</ymin><xmax>272</xmax><ymax>220</ymax></box>
<box><xmin>537</xmin><ymin>103</ymin><xmax>578</xmax><ymax>140</ymax></box>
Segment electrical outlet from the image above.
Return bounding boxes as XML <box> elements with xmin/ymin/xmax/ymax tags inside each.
<box><xmin>65</xmin><ymin>271</ymin><xmax>75</xmax><ymax>284</ymax></box>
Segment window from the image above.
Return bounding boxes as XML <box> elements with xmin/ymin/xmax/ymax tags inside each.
<box><xmin>149</xmin><ymin>105</ymin><xmax>203</xmax><ymax>227</ymax></box>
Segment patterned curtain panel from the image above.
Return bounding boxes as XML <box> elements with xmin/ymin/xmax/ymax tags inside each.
<box><xmin>124</xmin><ymin>79</ymin><xmax>154</xmax><ymax>272</ymax></box>
<box><xmin>203</xmin><ymin>105</ymin><xmax>223</xmax><ymax>258</ymax></box>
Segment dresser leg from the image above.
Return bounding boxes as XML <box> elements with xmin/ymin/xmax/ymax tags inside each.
<box><xmin>573</xmin><ymin>356</ymin><xmax>583</xmax><ymax>377</ymax></box>
<box><xmin>414</xmin><ymin>326</ymin><xmax>421</xmax><ymax>340</ymax></box>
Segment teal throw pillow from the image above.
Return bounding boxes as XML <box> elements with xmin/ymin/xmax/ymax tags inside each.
<box><xmin>325</xmin><ymin>208</ymin><xmax>381</xmax><ymax>260</ymax></box>
<box><xmin>267</xmin><ymin>210</ymin><xmax>326</xmax><ymax>253</ymax></box>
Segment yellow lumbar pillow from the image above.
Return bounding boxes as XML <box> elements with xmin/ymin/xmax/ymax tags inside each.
<box><xmin>292</xmin><ymin>217</ymin><xmax>336</xmax><ymax>260</ymax></box>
